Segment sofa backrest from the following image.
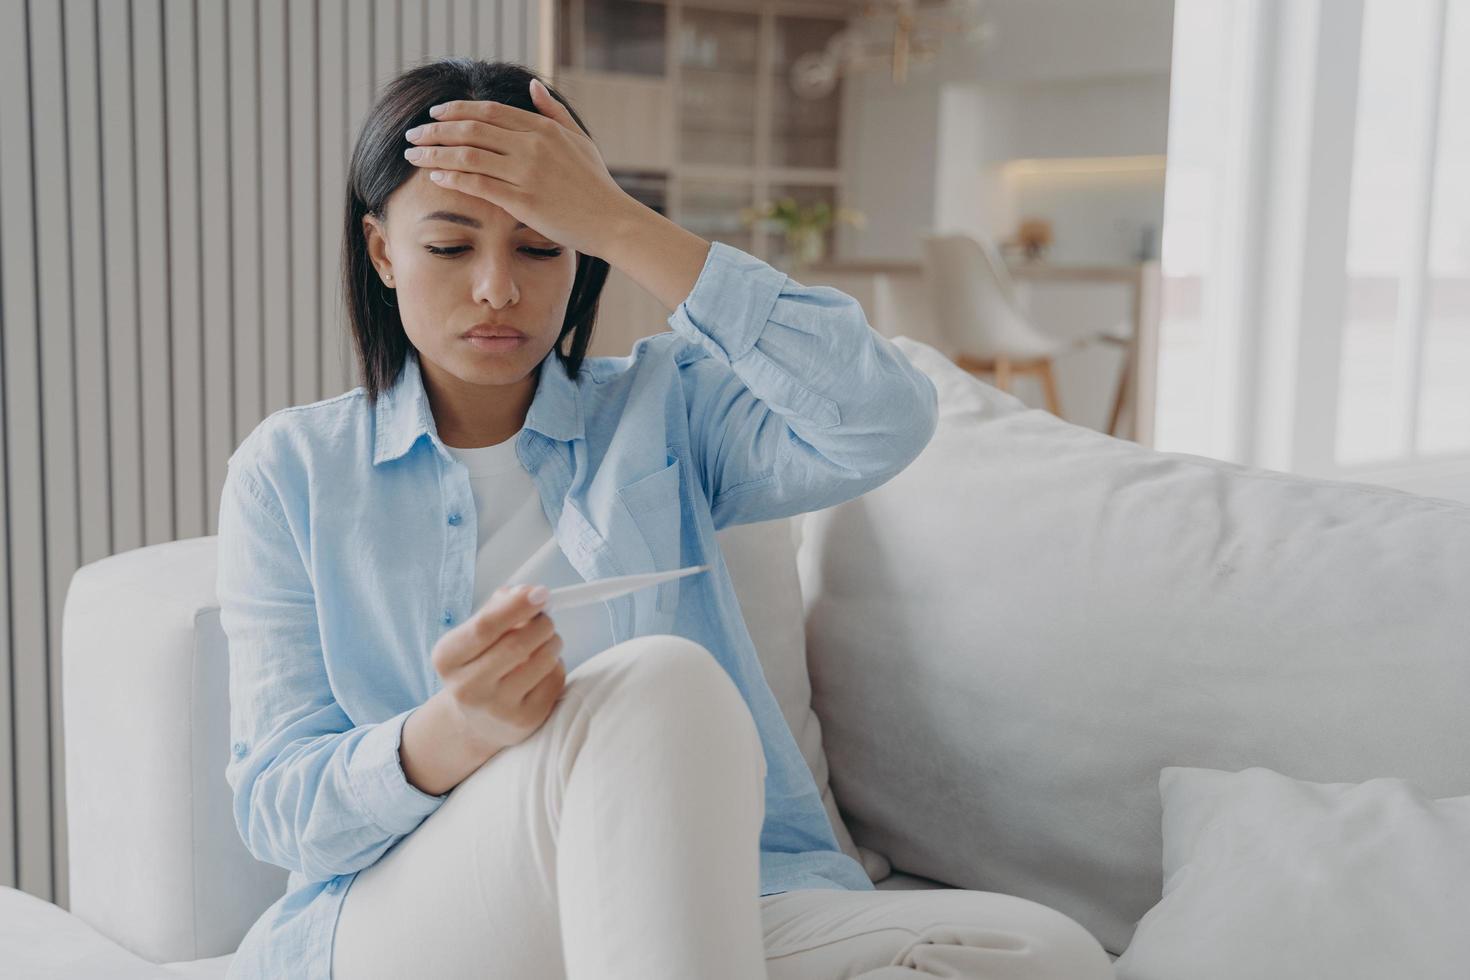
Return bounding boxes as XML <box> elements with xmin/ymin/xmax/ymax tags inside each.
<box><xmin>60</xmin><ymin>518</ymin><xmax>823</xmax><ymax>962</ymax></box>
<box><xmin>797</xmin><ymin>337</ymin><xmax>1470</xmax><ymax>957</ymax></box>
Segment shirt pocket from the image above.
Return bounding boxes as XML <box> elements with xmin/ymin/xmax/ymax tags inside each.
<box><xmin>615</xmin><ymin>453</ymin><xmax>684</xmax><ymax>615</ymax></box>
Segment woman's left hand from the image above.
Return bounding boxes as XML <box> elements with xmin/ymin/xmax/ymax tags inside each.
<box><xmin>402</xmin><ymin>78</ymin><xmax>635</xmax><ymax>259</ymax></box>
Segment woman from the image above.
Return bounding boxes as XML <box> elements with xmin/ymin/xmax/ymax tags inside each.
<box><xmin>216</xmin><ymin>59</ymin><xmax>1114</xmax><ymax>980</ymax></box>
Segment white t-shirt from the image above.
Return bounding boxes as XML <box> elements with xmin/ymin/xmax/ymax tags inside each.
<box><xmin>441</xmin><ymin>432</ymin><xmax>616</xmax><ymax>674</ymax></box>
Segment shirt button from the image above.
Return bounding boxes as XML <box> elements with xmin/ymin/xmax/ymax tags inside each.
<box><xmin>447</xmin><ymin>512</ymin><xmax>462</xmax><ymax>526</ymax></box>
<box><xmin>443</xmin><ymin>611</ymin><xmax>454</xmax><ymax>626</ymax></box>
<box><xmin>231</xmin><ymin>741</ymin><xmax>247</xmax><ymax>760</ymax></box>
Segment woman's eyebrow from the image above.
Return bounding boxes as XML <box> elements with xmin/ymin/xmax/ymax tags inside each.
<box><xmin>419</xmin><ymin>210</ymin><xmax>528</xmax><ymax>231</ymax></box>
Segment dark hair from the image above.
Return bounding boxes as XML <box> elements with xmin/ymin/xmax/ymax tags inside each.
<box><xmin>344</xmin><ymin>59</ymin><xmax>610</xmax><ymax>404</ymax></box>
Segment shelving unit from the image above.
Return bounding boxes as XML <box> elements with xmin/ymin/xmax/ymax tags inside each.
<box><xmin>551</xmin><ymin>0</ymin><xmax>854</xmax><ymax>354</ymax></box>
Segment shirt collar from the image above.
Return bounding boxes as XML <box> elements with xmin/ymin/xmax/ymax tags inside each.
<box><xmin>373</xmin><ymin>346</ymin><xmax>584</xmax><ymax>466</ymax></box>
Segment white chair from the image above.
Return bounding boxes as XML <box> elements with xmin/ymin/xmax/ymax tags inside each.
<box><xmin>921</xmin><ymin>233</ymin><xmax>1129</xmax><ymax>423</ymax></box>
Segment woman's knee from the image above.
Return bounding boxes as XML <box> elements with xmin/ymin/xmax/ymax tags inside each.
<box><xmin>572</xmin><ymin>634</ymin><xmax>734</xmax><ymax>705</ymax></box>
<box><xmin>571</xmin><ymin>635</ymin><xmax>763</xmax><ymax>767</ymax></box>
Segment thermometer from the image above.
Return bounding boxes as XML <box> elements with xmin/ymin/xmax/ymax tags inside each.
<box><xmin>542</xmin><ymin>565</ymin><xmax>709</xmax><ymax>613</ymax></box>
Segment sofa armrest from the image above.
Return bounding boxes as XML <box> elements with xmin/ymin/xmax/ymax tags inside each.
<box><xmin>62</xmin><ymin>536</ymin><xmax>285</xmax><ymax>963</ymax></box>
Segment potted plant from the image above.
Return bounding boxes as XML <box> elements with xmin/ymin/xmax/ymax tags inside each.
<box><xmin>740</xmin><ymin>197</ymin><xmax>867</xmax><ymax>267</ymax></box>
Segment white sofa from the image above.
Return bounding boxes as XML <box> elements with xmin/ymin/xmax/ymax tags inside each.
<box><xmin>5</xmin><ymin>338</ymin><xmax>1468</xmax><ymax>977</ymax></box>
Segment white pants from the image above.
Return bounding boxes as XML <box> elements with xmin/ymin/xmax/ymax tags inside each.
<box><xmin>331</xmin><ymin>635</ymin><xmax>1115</xmax><ymax>979</ymax></box>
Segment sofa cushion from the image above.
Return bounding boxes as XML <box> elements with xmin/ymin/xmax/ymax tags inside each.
<box><xmin>1115</xmin><ymin>766</ymin><xmax>1470</xmax><ymax>979</ymax></box>
<box><xmin>797</xmin><ymin>336</ymin><xmax>1470</xmax><ymax>957</ymax></box>
<box><xmin>716</xmin><ymin>517</ymin><xmax>889</xmax><ymax>882</ymax></box>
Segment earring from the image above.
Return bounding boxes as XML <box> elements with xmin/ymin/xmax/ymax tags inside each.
<box><xmin>380</xmin><ymin>276</ymin><xmax>397</xmax><ymax>309</ymax></box>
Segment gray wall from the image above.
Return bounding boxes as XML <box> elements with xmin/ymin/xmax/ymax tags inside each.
<box><xmin>0</xmin><ymin>0</ymin><xmax>547</xmax><ymax>910</ymax></box>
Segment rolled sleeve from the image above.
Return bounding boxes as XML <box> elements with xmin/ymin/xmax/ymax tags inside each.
<box><xmin>668</xmin><ymin>241</ymin><xmax>786</xmax><ymax>366</ymax></box>
<box><xmin>349</xmin><ymin>705</ymin><xmax>447</xmax><ymax>835</ymax></box>
<box><xmin>669</xmin><ymin>240</ymin><xmax>940</xmax><ymax>529</ymax></box>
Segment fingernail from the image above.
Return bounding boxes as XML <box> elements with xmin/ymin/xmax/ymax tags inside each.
<box><xmin>429</xmin><ymin>171</ymin><xmax>445</xmax><ymax>183</ymax></box>
<box><xmin>428</xmin><ymin>103</ymin><xmax>445</xmax><ymax>117</ymax></box>
<box><xmin>527</xmin><ymin>585</ymin><xmax>549</xmax><ymax>604</ymax></box>
<box><xmin>405</xmin><ymin>126</ymin><xmax>423</xmax><ymax>140</ymax></box>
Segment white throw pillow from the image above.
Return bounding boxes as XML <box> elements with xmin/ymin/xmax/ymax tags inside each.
<box><xmin>1115</xmin><ymin>765</ymin><xmax>1470</xmax><ymax>980</ymax></box>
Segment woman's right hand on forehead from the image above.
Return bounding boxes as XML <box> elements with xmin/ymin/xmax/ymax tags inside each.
<box><xmin>429</xmin><ymin>583</ymin><xmax>566</xmax><ymax>755</ymax></box>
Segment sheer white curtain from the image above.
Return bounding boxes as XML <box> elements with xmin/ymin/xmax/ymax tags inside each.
<box><xmin>1157</xmin><ymin>0</ymin><xmax>1470</xmax><ymax>503</ymax></box>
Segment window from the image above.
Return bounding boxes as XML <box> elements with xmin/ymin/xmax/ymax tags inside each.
<box><xmin>1420</xmin><ymin>1</ymin><xmax>1470</xmax><ymax>455</ymax></box>
<box><xmin>1338</xmin><ymin>0</ymin><xmax>1469</xmax><ymax>464</ymax></box>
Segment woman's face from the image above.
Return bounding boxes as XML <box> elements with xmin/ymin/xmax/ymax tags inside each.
<box><xmin>362</xmin><ymin>168</ymin><xmax>578</xmax><ymax>389</ymax></box>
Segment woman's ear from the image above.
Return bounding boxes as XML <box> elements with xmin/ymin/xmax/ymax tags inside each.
<box><xmin>362</xmin><ymin>214</ymin><xmax>394</xmax><ymax>285</ymax></box>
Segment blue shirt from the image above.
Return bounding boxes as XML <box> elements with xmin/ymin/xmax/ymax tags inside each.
<box><xmin>216</xmin><ymin>240</ymin><xmax>939</xmax><ymax>980</ymax></box>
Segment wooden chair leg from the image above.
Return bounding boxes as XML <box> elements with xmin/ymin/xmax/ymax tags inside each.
<box><xmin>1038</xmin><ymin>358</ymin><xmax>1063</xmax><ymax>419</ymax></box>
<box><xmin>994</xmin><ymin>356</ymin><xmax>1012</xmax><ymax>392</ymax></box>
<box><xmin>1107</xmin><ymin>348</ymin><xmax>1133</xmax><ymax>437</ymax></box>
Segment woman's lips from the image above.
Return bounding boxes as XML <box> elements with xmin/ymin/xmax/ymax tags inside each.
<box><xmin>463</xmin><ymin>334</ymin><xmax>527</xmax><ymax>352</ymax></box>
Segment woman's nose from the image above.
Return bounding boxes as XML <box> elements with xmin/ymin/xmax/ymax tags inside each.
<box><xmin>472</xmin><ymin>263</ymin><xmax>519</xmax><ymax>307</ymax></box>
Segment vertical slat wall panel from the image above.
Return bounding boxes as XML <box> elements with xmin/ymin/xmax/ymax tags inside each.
<box><xmin>200</xmin><ymin>0</ymin><xmax>235</xmax><ymax>536</ymax></box>
<box><xmin>346</xmin><ymin>1</ymin><xmax>372</xmax><ymax>176</ymax></box>
<box><xmin>319</xmin><ymin>0</ymin><xmax>352</xmax><ymax>400</ymax></box>
<box><xmin>500</xmin><ymin>1</ymin><xmax>526</xmax><ymax>65</ymax></box>
<box><xmin>376</xmin><ymin>0</ymin><xmax>399</xmax><ymax>92</ymax></box>
<box><xmin>427</xmin><ymin>0</ymin><xmax>450</xmax><ymax>58</ymax></box>
<box><xmin>29</xmin><ymin>0</ymin><xmax>72</xmax><ymax>910</ymax></box>
<box><xmin>166</xmin><ymin>0</ymin><xmax>206</xmax><ymax>542</ymax></box>
<box><xmin>485</xmin><ymin>0</ymin><xmax>508</xmax><ymax>57</ymax></box>
<box><xmin>229</xmin><ymin>0</ymin><xmax>263</xmax><ymax>451</ymax></box>
<box><xmin>0</xmin><ymin>0</ymin><xmax>42</xmax><ymax>899</ymax></box>
<box><xmin>0</xmin><ymin>0</ymin><xmax>18</xmax><ymax>893</ymax></box>
<box><xmin>290</xmin><ymin>0</ymin><xmax>320</xmax><ymax>408</ymax></box>
<box><xmin>453</xmin><ymin>0</ymin><xmax>475</xmax><ymax>57</ymax></box>
<box><xmin>134</xmin><ymin>0</ymin><xmax>176</xmax><ymax>547</ymax></box>
<box><xmin>101</xmin><ymin>0</ymin><xmax>145</xmax><ymax>557</ymax></box>
<box><xmin>402</xmin><ymin>0</ymin><xmax>426</xmax><ymax>67</ymax></box>
<box><xmin>64</xmin><ymin>0</ymin><xmax>111</xmax><ymax>571</ymax></box>
<box><xmin>60</xmin><ymin>0</ymin><xmax>111</xmax><ymax>903</ymax></box>
<box><xmin>0</xmin><ymin>0</ymin><xmax>544</xmax><ymax>907</ymax></box>
<box><xmin>0</xmin><ymin>194</ymin><xmax>11</xmax><ymax>889</ymax></box>
<box><xmin>57</xmin><ymin>0</ymin><xmax>118</xmax><ymax>906</ymax></box>
<box><xmin>30</xmin><ymin>0</ymin><xmax>77</xmax><ymax>908</ymax></box>
<box><xmin>259</xmin><ymin>0</ymin><xmax>291</xmax><ymax>417</ymax></box>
